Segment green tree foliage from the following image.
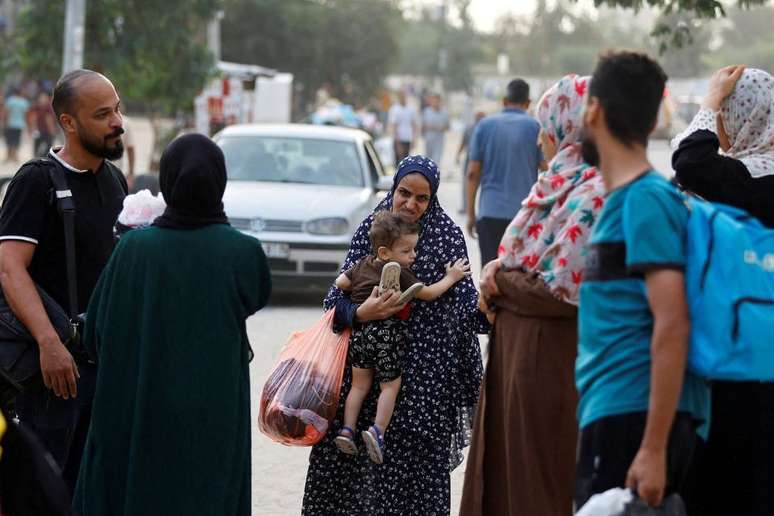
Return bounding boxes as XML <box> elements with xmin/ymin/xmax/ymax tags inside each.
<box><xmin>391</xmin><ymin>1</ymin><xmax>480</xmax><ymax>92</ymax></box>
<box><xmin>703</xmin><ymin>5</ymin><xmax>774</xmax><ymax>72</ymax></box>
<box><xmin>643</xmin><ymin>11</ymin><xmax>712</xmax><ymax>77</ymax></box>
<box><xmin>440</xmin><ymin>0</ymin><xmax>480</xmax><ymax>92</ymax></box>
<box><xmin>484</xmin><ymin>0</ymin><xmax>768</xmax><ymax>79</ymax></box>
<box><xmin>393</xmin><ymin>14</ymin><xmax>440</xmax><ymax>77</ymax></box>
<box><xmin>488</xmin><ymin>0</ymin><xmax>609</xmax><ymax>77</ymax></box>
<box><xmin>220</xmin><ymin>0</ymin><xmax>400</xmax><ymax>110</ymax></box>
<box><xmin>586</xmin><ymin>0</ymin><xmax>768</xmax><ymax>50</ymax></box>
<box><xmin>12</xmin><ymin>1</ymin><xmax>65</xmax><ymax>81</ymax></box>
<box><xmin>9</xmin><ymin>0</ymin><xmax>219</xmax><ymax>115</ymax></box>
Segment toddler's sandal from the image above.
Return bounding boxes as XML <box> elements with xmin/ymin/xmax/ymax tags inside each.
<box><xmin>396</xmin><ymin>282</ymin><xmax>423</xmax><ymax>305</ymax></box>
<box><xmin>334</xmin><ymin>426</ymin><xmax>358</xmax><ymax>455</ymax></box>
<box><xmin>362</xmin><ymin>425</ymin><xmax>385</xmax><ymax>464</ymax></box>
<box><xmin>379</xmin><ymin>262</ymin><xmax>401</xmax><ymax>294</ymax></box>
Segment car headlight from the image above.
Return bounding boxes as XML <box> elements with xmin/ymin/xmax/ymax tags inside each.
<box><xmin>304</xmin><ymin>217</ymin><xmax>349</xmax><ymax>235</ymax></box>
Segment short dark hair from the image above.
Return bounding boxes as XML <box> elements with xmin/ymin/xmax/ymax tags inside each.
<box><xmin>590</xmin><ymin>50</ymin><xmax>667</xmax><ymax>147</ymax></box>
<box><xmin>505</xmin><ymin>79</ymin><xmax>530</xmax><ymax>104</ymax></box>
<box><xmin>51</xmin><ymin>69</ymin><xmax>101</xmax><ymax>121</ymax></box>
<box><xmin>369</xmin><ymin>211</ymin><xmax>419</xmax><ymax>252</ymax></box>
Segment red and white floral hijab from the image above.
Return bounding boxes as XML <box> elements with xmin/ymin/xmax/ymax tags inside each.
<box><xmin>497</xmin><ymin>74</ymin><xmax>606</xmax><ymax>305</ymax></box>
<box><xmin>722</xmin><ymin>68</ymin><xmax>774</xmax><ymax>178</ymax></box>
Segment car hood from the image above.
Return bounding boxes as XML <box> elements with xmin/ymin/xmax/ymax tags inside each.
<box><xmin>222</xmin><ymin>181</ymin><xmax>374</xmax><ymax>221</ymax></box>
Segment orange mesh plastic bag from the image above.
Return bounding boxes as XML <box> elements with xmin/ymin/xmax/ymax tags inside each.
<box><xmin>259</xmin><ymin>310</ymin><xmax>350</xmax><ymax>446</ymax></box>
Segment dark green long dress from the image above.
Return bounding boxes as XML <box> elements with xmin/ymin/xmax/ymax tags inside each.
<box><xmin>73</xmin><ymin>224</ymin><xmax>271</xmax><ymax>516</ymax></box>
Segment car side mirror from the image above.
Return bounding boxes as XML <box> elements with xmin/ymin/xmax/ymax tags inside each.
<box><xmin>376</xmin><ymin>176</ymin><xmax>393</xmax><ymax>192</ymax></box>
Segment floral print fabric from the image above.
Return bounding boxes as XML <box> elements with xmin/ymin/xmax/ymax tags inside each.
<box><xmin>498</xmin><ymin>74</ymin><xmax>606</xmax><ymax>305</ymax></box>
<box><xmin>721</xmin><ymin>68</ymin><xmax>774</xmax><ymax>178</ymax></box>
<box><xmin>671</xmin><ymin>107</ymin><xmax>718</xmax><ymax>149</ymax></box>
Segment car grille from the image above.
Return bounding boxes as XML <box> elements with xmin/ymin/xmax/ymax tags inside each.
<box><xmin>267</xmin><ymin>258</ymin><xmax>298</xmax><ymax>272</ymax></box>
<box><xmin>229</xmin><ymin>218</ymin><xmax>304</xmax><ymax>233</ymax></box>
<box><xmin>305</xmin><ymin>262</ymin><xmax>340</xmax><ymax>273</ymax></box>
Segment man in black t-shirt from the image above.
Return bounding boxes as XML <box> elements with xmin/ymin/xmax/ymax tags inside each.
<box><xmin>0</xmin><ymin>69</ymin><xmax>127</xmax><ymax>491</ymax></box>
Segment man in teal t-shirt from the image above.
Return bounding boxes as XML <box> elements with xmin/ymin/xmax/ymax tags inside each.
<box><xmin>574</xmin><ymin>51</ymin><xmax>709</xmax><ymax>510</ymax></box>
<box><xmin>3</xmin><ymin>89</ymin><xmax>31</xmax><ymax>162</ymax></box>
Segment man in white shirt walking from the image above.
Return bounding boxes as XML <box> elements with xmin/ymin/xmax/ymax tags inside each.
<box><xmin>421</xmin><ymin>93</ymin><xmax>449</xmax><ymax>166</ymax></box>
<box><xmin>388</xmin><ymin>91</ymin><xmax>419</xmax><ymax>168</ymax></box>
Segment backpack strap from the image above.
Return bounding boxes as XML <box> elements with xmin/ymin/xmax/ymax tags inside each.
<box><xmin>43</xmin><ymin>161</ymin><xmax>79</xmax><ymax>321</ymax></box>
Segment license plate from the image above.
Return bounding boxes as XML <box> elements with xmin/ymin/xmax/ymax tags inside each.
<box><xmin>262</xmin><ymin>242</ymin><xmax>290</xmax><ymax>259</ymax></box>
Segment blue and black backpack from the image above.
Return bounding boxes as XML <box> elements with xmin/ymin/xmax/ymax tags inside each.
<box><xmin>686</xmin><ymin>199</ymin><xmax>774</xmax><ymax>380</ymax></box>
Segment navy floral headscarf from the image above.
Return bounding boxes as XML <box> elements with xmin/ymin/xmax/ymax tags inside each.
<box><xmin>391</xmin><ymin>154</ymin><xmax>441</xmax><ymax>196</ymax></box>
<box><xmin>321</xmin><ymin>155</ymin><xmax>486</xmax><ymax>469</ymax></box>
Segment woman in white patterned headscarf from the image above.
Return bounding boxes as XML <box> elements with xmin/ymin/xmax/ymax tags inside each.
<box><xmin>672</xmin><ymin>66</ymin><xmax>774</xmax><ymax>224</ymax></box>
<box><xmin>671</xmin><ymin>65</ymin><xmax>774</xmax><ymax>516</ymax></box>
<box><xmin>719</xmin><ymin>68</ymin><xmax>774</xmax><ymax>176</ymax></box>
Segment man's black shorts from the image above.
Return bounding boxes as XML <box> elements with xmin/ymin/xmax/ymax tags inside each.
<box><xmin>575</xmin><ymin>411</ymin><xmax>698</xmax><ymax>509</ymax></box>
<box><xmin>4</xmin><ymin>128</ymin><xmax>21</xmax><ymax>149</ymax></box>
<box><xmin>349</xmin><ymin>317</ymin><xmax>406</xmax><ymax>383</ymax></box>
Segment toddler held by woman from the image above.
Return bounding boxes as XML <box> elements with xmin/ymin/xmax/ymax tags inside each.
<box><xmin>333</xmin><ymin>210</ymin><xmax>470</xmax><ymax>463</ymax></box>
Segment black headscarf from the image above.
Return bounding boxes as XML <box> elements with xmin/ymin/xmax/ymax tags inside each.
<box><xmin>153</xmin><ymin>133</ymin><xmax>230</xmax><ymax>229</ymax></box>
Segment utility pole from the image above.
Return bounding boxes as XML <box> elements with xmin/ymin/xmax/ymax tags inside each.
<box><xmin>63</xmin><ymin>0</ymin><xmax>86</xmax><ymax>74</ymax></box>
<box><xmin>436</xmin><ymin>0</ymin><xmax>449</xmax><ymax>93</ymax></box>
<box><xmin>207</xmin><ymin>10</ymin><xmax>225</xmax><ymax>63</ymax></box>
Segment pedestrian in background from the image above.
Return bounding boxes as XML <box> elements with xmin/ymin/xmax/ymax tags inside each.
<box><xmin>2</xmin><ymin>88</ymin><xmax>31</xmax><ymax>162</ymax></box>
<box><xmin>30</xmin><ymin>92</ymin><xmax>57</xmax><ymax>157</ymax></box>
<box><xmin>421</xmin><ymin>93</ymin><xmax>449</xmax><ymax>166</ymax></box>
<box><xmin>388</xmin><ymin>91</ymin><xmax>418</xmax><ymax>168</ymax></box>
<box><xmin>456</xmin><ymin>111</ymin><xmax>485</xmax><ymax>214</ymax></box>
<box><xmin>575</xmin><ymin>51</ymin><xmax>708</xmax><ymax>509</ymax></box>
<box><xmin>672</xmin><ymin>65</ymin><xmax>774</xmax><ymax>516</ymax></box>
<box><xmin>73</xmin><ymin>133</ymin><xmax>271</xmax><ymax>516</ymax></box>
<box><xmin>461</xmin><ymin>74</ymin><xmax>605</xmax><ymax>516</ymax></box>
<box><xmin>0</xmin><ymin>69</ymin><xmax>127</xmax><ymax>492</ymax></box>
<box><xmin>466</xmin><ymin>78</ymin><xmax>546</xmax><ymax>266</ymax></box>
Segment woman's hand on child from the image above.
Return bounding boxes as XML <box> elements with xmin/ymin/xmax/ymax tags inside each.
<box><xmin>445</xmin><ymin>258</ymin><xmax>472</xmax><ymax>282</ymax></box>
<box><xmin>478</xmin><ymin>295</ymin><xmax>496</xmax><ymax>325</ymax></box>
<box><xmin>355</xmin><ymin>287</ymin><xmax>403</xmax><ymax>322</ymax></box>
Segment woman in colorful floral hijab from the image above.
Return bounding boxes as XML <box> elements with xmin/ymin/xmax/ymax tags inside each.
<box><xmin>496</xmin><ymin>73</ymin><xmax>606</xmax><ymax>304</ymax></box>
<box><xmin>460</xmin><ymin>74</ymin><xmax>605</xmax><ymax>516</ymax></box>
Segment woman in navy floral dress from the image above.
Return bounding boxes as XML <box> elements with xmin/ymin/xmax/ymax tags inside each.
<box><xmin>303</xmin><ymin>156</ymin><xmax>489</xmax><ymax>515</ymax></box>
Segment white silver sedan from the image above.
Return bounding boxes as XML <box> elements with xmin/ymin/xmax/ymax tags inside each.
<box><xmin>215</xmin><ymin>124</ymin><xmax>392</xmax><ymax>290</ymax></box>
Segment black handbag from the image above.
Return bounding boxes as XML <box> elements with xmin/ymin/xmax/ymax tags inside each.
<box><xmin>0</xmin><ymin>159</ymin><xmax>82</xmax><ymax>410</ymax></box>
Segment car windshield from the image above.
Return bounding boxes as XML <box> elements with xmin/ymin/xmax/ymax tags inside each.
<box><xmin>218</xmin><ymin>135</ymin><xmax>364</xmax><ymax>187</ymax></box>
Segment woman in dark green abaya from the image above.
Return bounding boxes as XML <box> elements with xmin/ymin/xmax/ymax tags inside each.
<box><xmin>73</xmin><ymin>133</ymin><xmax>271</xmax><ymax>516</ymax></box>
